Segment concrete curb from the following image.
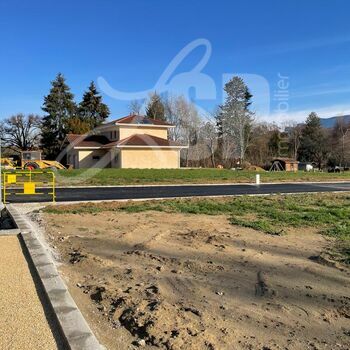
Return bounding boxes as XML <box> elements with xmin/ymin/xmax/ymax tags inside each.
<box><xmin>6</xmin><ymin>204</ymin><xmax>105</xmax><ymax>350</ymax></box>
<box><xmin>0</xmin><ymin>228</ymin><xmax>21</xmax><ymax>236</ymax></box>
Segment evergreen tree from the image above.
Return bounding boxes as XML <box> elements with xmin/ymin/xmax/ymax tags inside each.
<box><xmin>268</xmin><ymin>130</ymin><xmax>281</xmax><ymax>157</ymax></box>
<box><xmin>219</xmin><ymin>76</ymin><xmax>254</xmax><ymax>161</ymax></box>
<box><xmin>78</xmin><ymin>81</ymin><xmax>110</xmax><ymax>128</ymax></box>
<box><xmin>146</xmin><ymin>92</ymin><xmax>165</xmax><ymax>120</ymax></box>
<box><xmin>66</xmin><ymin>117</ymin><xmax>92</xmax><ymax>134</ymax></box>
<box><xmin>41</xmin><ymin>73</ymin><xmax>77</xmax><ymax>158</ymax></box>
<box><xmin>298</xmin><ymin>112</ymin><xmax>328</xmax><ymax>169</ymax></box>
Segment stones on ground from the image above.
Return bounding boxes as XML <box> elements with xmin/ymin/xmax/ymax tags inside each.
<box><xmin>215</xmin><ymin>244</ymin><xmax>225</xmax><ymax>249</ymax></box>
<box><xmin>147</xmin><ymin>300</ymin><xmax>159</xmax><ymax>311</ymax></box>
<box><xmin>145</xmin><ymin>284</ymin><xmax>159</xmax><ymax>296</ymax></box>
<box><xmin>205</xmin><ymin>341</ymin><xmax>215</xmax><ymax>350</ymax></box>
<box><xmin>90</xmin><ymin>286</ymin><xmax>106</xmax><ymax>303</ymax></box>
<box><xmin>97</xmin><ymin>304</ymin><xmax>106</xmax><ymax>312</ymax></box>
<box><xmin>119</xmin><ymin>307</ymin><xmax>152</xmax><ymax>341</ymax></box>
<box><xmin>182</xmin><ymin>306</ymin><xmax>202</xmax><ymax>317</ymax></box>
<box><xmin>137</xmin><ymin>339</ymin><xmax>146</xmax><ymax>348</ymax></box>
<box><xmin>69</xmin><ymin>249</ymin><xmax>87</xmax><ymax>264</ymax></box>
<box><xmin>171</xmin><ymin>329</ymin><xmax>179</xmax><ymax>338</ymax></box>
<box><xmin>206</xmin><ymin>235</ymin><xmax>215</xmax><ymax>244</ymax></box>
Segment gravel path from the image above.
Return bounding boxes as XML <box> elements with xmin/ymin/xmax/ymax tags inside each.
<box><xmin>0</xmin><ymin>236</ymin><xmax>64</xmax><ymax>350</ymax></box>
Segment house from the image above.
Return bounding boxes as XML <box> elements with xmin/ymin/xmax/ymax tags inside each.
<box><xmin>63</xmin><ymin>115</ymin><xmax>187</xmax><ymax>169</ymax></box>
<box><xmin>270</xmin><ymin>158</ymin><xmax>299</xmax><ymax>172</ymax></box>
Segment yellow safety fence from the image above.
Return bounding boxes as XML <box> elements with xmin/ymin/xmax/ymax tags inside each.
<box><xmin>3</xmin><ymin>170</ymin><xmax>56</xmax><ymax>203</ymax></box>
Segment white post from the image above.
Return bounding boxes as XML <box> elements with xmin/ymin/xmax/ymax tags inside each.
<box><xmin>255</xmin><ymin>174</ymin><xmax>260</xmax><ymax>185</ymax></box>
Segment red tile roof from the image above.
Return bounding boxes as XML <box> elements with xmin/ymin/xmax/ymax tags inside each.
<box><xmin>66</xmin><ymin>133</ymin><xmax>186</xmax><ymax>149</ymax></box>
<box><xmin>65</xmin><ymin>134</ymin><xmax>110</xmax><ymax>147</ymax></box>
<box><xmin>103</xmin><ymin>134</ymin><xmax>184</xmax><ymax>148</ymax></box>
<box><xmin>100</xmin><ymin>114</ymin><xmax>173</xmax><ymax>127</ymax></box>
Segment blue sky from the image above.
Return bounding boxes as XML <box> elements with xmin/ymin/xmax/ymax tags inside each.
<box><xmin>1</xmin><ymin>0</ymin><xmax>350</xmax><ymax>123</ymax></box>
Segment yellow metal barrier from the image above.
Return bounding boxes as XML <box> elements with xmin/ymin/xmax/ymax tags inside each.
<box><xmin>3</xmin><ymin>170</ymin><xmax>56</xmax><ymax>203</ymax></box>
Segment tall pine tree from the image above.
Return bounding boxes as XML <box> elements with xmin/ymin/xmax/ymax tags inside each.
<box><xmin>78</xmin><ymin>81</ymin><xmax>110</xmax><ymax>128</ymax></box>
<box><xmin>298</xmin><ymin>112</ymin><xmax>328</xmax><ymax>169</ymax></box>
<box><xmin>146</xmin><ymin>92</ymin><xmax>165</xmax><ymax>120</ymax></box>
<box><xmin>219</xmin><ymin>76</ymin><xmax>254</xmax><ymax>161</ymax></box>
<box><xmin>41</xmin><ymin>73</ymin><xmax>77</xmax><ymax>158</ymax></box>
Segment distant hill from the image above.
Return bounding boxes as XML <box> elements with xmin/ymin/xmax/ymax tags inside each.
<box><xmin>320</xmin><ymin>115</ymin><xmax>350</xmax><ymax>128</ymax></box>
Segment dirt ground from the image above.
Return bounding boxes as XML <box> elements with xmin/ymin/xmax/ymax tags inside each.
<box><xmin>37</xmin><ymin>209</ymin><xmax>350</xmax><ymax>350</ymax></box>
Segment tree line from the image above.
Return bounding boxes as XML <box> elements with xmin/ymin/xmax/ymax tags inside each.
<box><xmin>1</xmin><ymin>73</ymin><xmax>349</xmax><ymax>169</ymax></box>
<box><xmin>129</xmin><ymin>76</ymin><xmax>350</xmax><ymax>169</ymax></box>
<box><xmin>1</xmin><ymin>73</ymin><xmax>111</xmax><ymax>158</ymax></box>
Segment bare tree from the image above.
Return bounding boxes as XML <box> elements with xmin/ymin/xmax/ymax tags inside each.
<box><xmin>221</xmin><ymin>137</ymin><xmax>236</xmax><ymax>168</ymax></box>
<box><xmin>164</xmin><ymin>95</ymin><xmax>182</xmax><ymax>141</ymax></box>
<box><xmin>128</xmin><ymin>100</ymin><xmax>143</xmax><ymax>115</ymax></box>
<box><xmin>1</xmin><ymin>114</ymin><xmax>41</xmax><ymax>151</ymax></box>
<box><xmin>199</xmin><ymin>121</ymin><xmax>218</xmax><ymax>167</ymax></box>
<box><xmin>174</xmin><ymin>96</ymin><xmax>200</xmax><ymax>166</ymax></box>
<box><xmin>246</xmin><ymin>122</ymin><xmax>276</xmax><ymax>167</ymax></box>
<box><xmin>332</xmin><ymin>117</ymin><xmax>350</xmax><ymax>166</ymax></box>
<box><xmin>283</xmin><ymin>120</ymin><xmax>303</xmax><ymax>160</ymax></box>
<box><xmin>163</xmin><ymin>95</ymin><xmax>202</xmax><ymax>166</ymax></box>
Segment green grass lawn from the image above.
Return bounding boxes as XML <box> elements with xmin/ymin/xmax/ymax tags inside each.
<box><xmin>45</xmin><ymin>193</ymin><xmax>350</xmax><ymax>264</ymax></box>
<box><xmin>54</xmin><ymin>168</ymin><xmax>350</xmax><ymax>186</ymax></box>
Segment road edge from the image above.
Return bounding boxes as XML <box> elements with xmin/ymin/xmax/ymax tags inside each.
<box><xmin>6</xmin><ymin>204</ymin><xmax>106</xmax><ymax>350</ymax></box>
<box><xmin>53</xmin><ymin>180</ymin><xmax>350</xmax><ymax>188</ymax></box>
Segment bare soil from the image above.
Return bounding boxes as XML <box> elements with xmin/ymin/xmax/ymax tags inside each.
<box><xmin>38</xmin><ymin>210</ymin><xmax>350</xmax><ymax>350</ymax></box>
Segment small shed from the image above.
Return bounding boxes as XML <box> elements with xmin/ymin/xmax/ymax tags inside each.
<box><xmin>270</xmin><ymin>158</ymin><xmax>299</xmax><ymax>172</ymax></box>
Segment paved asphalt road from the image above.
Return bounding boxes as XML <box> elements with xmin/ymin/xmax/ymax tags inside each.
<box><xmin>5</xmin><ymin>182</ymin><xmax>350</xmax><ymax>203</ymax></box>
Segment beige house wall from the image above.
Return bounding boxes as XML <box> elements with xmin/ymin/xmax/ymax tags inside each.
<box><xmin>77</xmin><ymin>149</ymin><xmax>111</xmax><ymax>168</ymax></box>
<box><xmin>120</xmin><ymin>148</ymin><xmax>180</xmax><ymax>169</ymax></box>
<box><xmin>119</xmin><ymin>126</ymin><xmax>168</xmax><ymax>140</ymax></box>
<box><xmin>68</xmin><ymin>147</ymin><xmax>180</xmax><ymax>169</ymax></box>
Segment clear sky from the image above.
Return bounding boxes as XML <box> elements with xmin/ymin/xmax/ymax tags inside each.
<box><xmin>1</xmin><ymin>0</ymin><xmax>350</xmax><ymax>123</ymax></box>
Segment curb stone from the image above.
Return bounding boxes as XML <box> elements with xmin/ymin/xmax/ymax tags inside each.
<box><xmin>6</xmin><ymin>204</ymin><xmax>106</xmax><ymax>350</ymax></box>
